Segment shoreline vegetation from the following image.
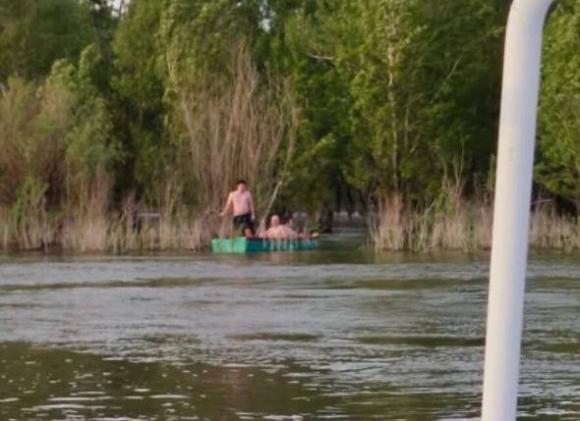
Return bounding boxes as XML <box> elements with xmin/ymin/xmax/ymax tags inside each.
<box><xmin>1</xmin><ymin>1</ymin><xmax>580</xmax><ymax>254</ymax></box>
<box><xmin>371</xmin><ymin>190</ymin><xmax>580</xmax><ymax>253</ymax></box>
<box><xmin>3</xmin><ymin>186</ymin><xmax>580</xmax><ymax>253</ymax></box>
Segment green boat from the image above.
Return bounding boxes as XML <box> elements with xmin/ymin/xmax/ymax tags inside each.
<box><xmin>211</xmin><ymin>237</ymin><xmax>319</xmax><ymax>254</ymax></box>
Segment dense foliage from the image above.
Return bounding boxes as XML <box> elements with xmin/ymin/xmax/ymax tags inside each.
<box><xmin>0</xmin><ymin>0</ymin><xmax>579</xmax><ymax>243</ymax></box>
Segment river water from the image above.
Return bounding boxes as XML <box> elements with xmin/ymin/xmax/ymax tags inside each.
<box><xmin>0</xmin><ymin>234</ymin><xmax>578</xmax><ymax>420</ymax></box>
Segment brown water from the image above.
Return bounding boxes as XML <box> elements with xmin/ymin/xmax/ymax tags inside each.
<box><xmin>0</xmin><ymin>236</ymin><xmax>578</xmax><ymax>420</ymax></box>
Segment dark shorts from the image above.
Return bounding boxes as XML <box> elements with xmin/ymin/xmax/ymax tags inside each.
<box><xmin>233</xmin><ymin>213</ymin><xmax>254</xmax><ymax>234</ymax></box>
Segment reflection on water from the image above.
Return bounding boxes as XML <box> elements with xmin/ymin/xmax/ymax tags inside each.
<box><xmin>0</xmin><ymin>239</ymin><xmax>579</xmax><ymax>420</ymax></box>
<box><xmin>0</xmin><ymin>342</ymin><xmax>342</xmax><ymax>420</ymax></box>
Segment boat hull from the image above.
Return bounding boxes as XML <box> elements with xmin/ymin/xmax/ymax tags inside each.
<box><xmin>211</xmin><ymin>237</ymin><xmax>319</xmax><ymax>254</ymax></box>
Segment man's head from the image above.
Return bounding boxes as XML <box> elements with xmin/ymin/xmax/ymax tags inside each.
<box><xmin>236</xmin><ymin>179</ymin><xmax>247</xmax><ymax>192</ymax></box>
<box><xmin>270</xmin><ymin>215</ymin><xmax>280</xmax><ymax>227</ymax></box>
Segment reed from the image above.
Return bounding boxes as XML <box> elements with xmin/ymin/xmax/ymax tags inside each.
<box><xmin>60</xmin><ymin>175</ymin><xmax>110</xmax><ymax>252</ymax></box>
<box><xmin>371</xmin><ymin>188</ymin><xmax>580</xmax><ymax>253</ymax></box>
<box><xmin>0</xmin><ymin>208</ymin><xmax>212</xmax><ymax>253</ymax></box>
<box><xmin>0</xmin><ymin>172</ymin><xmax>212</xmax><ymax>253</ymax></box>
<box><xmin>2</xmin><ymin>189</ymin><xmax>580</xmax><ymax>253</ymax></box>
<box><xmin>529</xmin><ymin>202</ymin><xmax>580</xmax><ymax>250</ymax></box>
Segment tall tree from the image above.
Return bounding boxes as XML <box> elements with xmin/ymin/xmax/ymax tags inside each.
<box><xmin>0</xmin><ymin>0</ymin><xmax>95</xmax><ymax>80</ymax></box>
<box><xmin>112</xmin><ymin>0</ymin><xmax>167</xmax><ymax>200</ymax></box>
<box><xmin>536</xmin><ymin>0</ymin><xmax>580</xmax><ymax>208</ymax></box>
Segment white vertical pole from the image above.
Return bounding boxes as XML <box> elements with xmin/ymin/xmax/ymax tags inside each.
<box><xmin>482</xmin><ymin>1</ymin><xmax>555</xmax><ymax>420</ymax></box>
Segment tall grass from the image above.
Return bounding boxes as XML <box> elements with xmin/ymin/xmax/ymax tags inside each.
<box><xmin>60</xmin><ymin>174</ymin><xmax>110</xmax><ymax>252</ymax></box>
<box><xmin>2</xmin><ymin>180</ymin><xmax>580</xmax><ymax>253</ymax></box>
<box><xmin>529</xmin><ymin>202</ymin><xmax>580</xmax><ymax>249</ymax></box>
<box><xmin>0</xmin><ymin>192</ymin><xmax>215</xmax><ymax>253</ymax></box>
<box><xmin>371</xmin><ymin>184</ymin><xmax>580</xmax><ymax>253</ymax></box>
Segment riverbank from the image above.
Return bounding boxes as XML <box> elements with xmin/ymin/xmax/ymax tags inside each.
<box><xmin>2</xmin><ymin>201</ymin><xmax>580</xmax><ymax>253</ymax></box>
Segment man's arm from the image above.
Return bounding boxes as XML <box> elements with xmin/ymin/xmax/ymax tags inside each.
<box><xmin>220</xmin><ymin>193</ymin><xmax>233</xmax><ymax>216</ymax></box>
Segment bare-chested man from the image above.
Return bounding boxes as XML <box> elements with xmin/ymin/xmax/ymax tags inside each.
<box><xmin>260</xmin><ymin>215</ymin><xmax>301</xmax><ymax>240</ymax></box>
<box><xmin>220</xmin><ymin>180</ymin><xmax>255</xmax><ymax>237</ymax></box>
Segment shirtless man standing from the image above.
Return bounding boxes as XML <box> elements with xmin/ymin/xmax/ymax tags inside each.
<box><xmin>220</xmin><ymin>180</ymin><xmax>255</xmax><ymax>237</ymax></box>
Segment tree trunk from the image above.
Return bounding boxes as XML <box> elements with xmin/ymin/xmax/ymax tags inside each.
<box><xmin>386</xmin><ymin>6</ymin><xmax>400</xmax><ymax>196</ymax></box>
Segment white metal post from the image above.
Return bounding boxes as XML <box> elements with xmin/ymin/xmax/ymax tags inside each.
<box><xmin>482</xmin><ymin>1</ymin><xmax>555</xmax><ymax>420</ymax></box>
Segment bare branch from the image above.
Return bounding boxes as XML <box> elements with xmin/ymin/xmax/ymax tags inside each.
<box><xmin>306</xmin><ymin>52</ymin><xmax>335</xmax><ymax>62</ymax></box>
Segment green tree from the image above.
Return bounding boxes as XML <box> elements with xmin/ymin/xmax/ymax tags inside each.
<box><xmin>112</xmin><ymin>0</ymin><xmax>267</xmax><ymax>203</ymax></box>
<box><xmin>0</xmin><ymin>0</ymin><xmax>95</xmax><ymax>80</ymax></box>
<box><xmin>265</xmin><ymin>1</ymin><xmax>355</xmax><ymax>211</ymax></box>
<box><xmin>537</xmin><ymin>0</ymin><xmax>580</xmax><ymax>208</ymax></box>
<box><xmin>111</xmin><ymin>0</ymin><xmax>167</xmax><ymax>200</ymax></box>
<box><xmin>412</xmin><ymin>0</ymin><xmax>505</xmax><ymax>193</ymax></box>
<box><xmin>250</xmin><ymin>0</ymin><xmax>506</xmax><ymax>210</ymax></box>
<box><xmin>0</xmin><ymin>51</ymin><xmax>118</xmax><ymax>209</ymax></box>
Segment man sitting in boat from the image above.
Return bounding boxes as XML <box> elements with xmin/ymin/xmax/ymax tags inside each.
<box><xmin>220</xmin><ymin>180</ymin><xmax>255</xmax><ymax>238</ymax></box>
<box><xmin>262</xmin><ymin>215</ymin><xmax>299</xmax><ymax>240</ymax></box>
